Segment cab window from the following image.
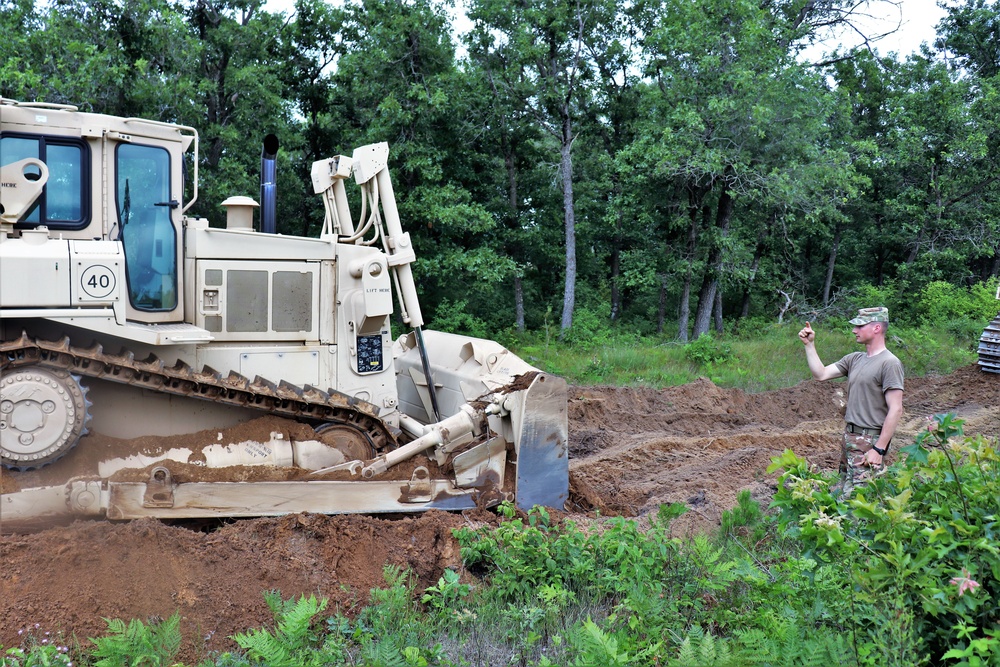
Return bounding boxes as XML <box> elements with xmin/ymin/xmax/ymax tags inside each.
<box><xmin>0</xmin><ymin>134</ymin><xmax>88</xmax><ymax>228</ymax></box>
<box><xmin>117</xmin><ymin>143</ymin><xmax>177</xmax><ymax>312</ymax></box>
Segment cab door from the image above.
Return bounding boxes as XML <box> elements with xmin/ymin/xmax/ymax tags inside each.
<box><xmin>116</xmin><ymin>142</ymin><xmax>180</xmax><ymax>320</ymax></box>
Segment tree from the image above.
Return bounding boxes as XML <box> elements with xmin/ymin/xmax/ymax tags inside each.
<box><xmin>467</xmin><ymin>0</ymin><xmax>619</xmax><ymax>335</ymax></box>
<box><xmin>632</xmin><ymin>0</ymin><xmax>860</xmax><ymax>338</ymax></box>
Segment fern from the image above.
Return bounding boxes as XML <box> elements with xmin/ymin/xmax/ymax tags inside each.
<box><xmin>90</xmin><ymin>612</ymin><xmax>182</xmax><ymax>667</ymax></box>
<box><xmin>570</xmin><ymin>619</ymin><xmax>631</xmax><ymax>666</ymax></box>
<box><xmin>670</xmin><ymin>626</ymin><xmax>740</xmax><ymax>667</ymax></box>
<box><xmin>732</xmin><ymin>621</ymin><xmax>857</xmax><ymax>666</ymax></box>
<box><xmin>232</xmin><ymin>594</ymin><xmax>333</xmax><ymax>667</ymax></box>
<box><xmin>231</xmin><ymin>631</ymin><xmax>293</xmax><ymax>667</ymax></box>
<box><xmin>359</xmin><ymin>638</ymin><xmax>408</xmax><ymax>667</ymax></box>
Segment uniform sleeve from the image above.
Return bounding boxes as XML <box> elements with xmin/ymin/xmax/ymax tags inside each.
<box><xmin>835</xmin><ymin>352</ymin><xmax>858</xmax><ymax>377</ymax></box>
<box><xmin>882</xmin><ymin>357</ymin><xmax>904</xmax><ymax>393</ymax></box>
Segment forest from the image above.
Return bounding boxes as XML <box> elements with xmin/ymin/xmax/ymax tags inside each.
<box><xmin>3</xmin><ymin>0</ymin><xmax>999</xmax><ymax>340</ymax></box>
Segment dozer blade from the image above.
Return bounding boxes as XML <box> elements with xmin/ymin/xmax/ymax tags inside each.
<box><xmin>509</xmin><ymin>373</ymin><xmax>569</xmax><ymax>511</ymax></box>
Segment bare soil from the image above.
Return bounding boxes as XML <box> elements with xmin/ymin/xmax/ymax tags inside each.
<box><xmin>3</xmin><ymin>365</ymin><xmax>999</xmax><ymax>661</ymax></box>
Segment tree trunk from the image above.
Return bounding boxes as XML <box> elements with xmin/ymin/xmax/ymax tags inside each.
<box><xmin>692</xmin><ymin>184</ymin><xmax>734</xmax><ymax>338</ymax></box>
<box><xmin>514</xmin><ymin>275</ymin><xmax>525</xmax><ymax>332</ymax></box>
<box><xmin>677</xmin><ymin>191</ymin><xmax>703</xmax><ymax>342</ymax></box>
<box><xmin>713</xmin><ymin>289</ymin><xmax>723</xmax><ymax>334</ymax></box>
<box><xmin>502</xmin><ymin>135</ymin><xmax>524</xmax><ymax>331</ymax></box>
<box><xmin>740</xmin><ymin>222</ymin><xmax>769</xmax><ymax>318</ymax></box>
<box><xmin>610</xmin><ymin>246</ymin><xmax>621</xmax><ymax>321</ymax></box>
<box><xmin>657</xmin><ymin>274</ymin><xmax>667</xmax><ymax>334</ymax></box>
<box><xmin>822</xmin><ymin>223</ymin><xmax>841</xmax><ymax>306</ymax></box>
<box><xmin>692</xmin><ymin>274</ymin><xmax>718</xmax><ymax>339</ymax></box>
<box><xmin>679</xmin><ymin>273</ymin><xmax>692</xmax><ymax>342</ymax></box>
<box><xmin>559</xmin><ymin>115</ymin><xmax>577</xmax><ymax>335</ymax></box>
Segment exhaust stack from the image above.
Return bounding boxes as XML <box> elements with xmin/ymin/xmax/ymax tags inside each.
<box><xmin>260</xmin><ymin>134</ymin><xmax>279</xmax><ymax>234</ymax></box>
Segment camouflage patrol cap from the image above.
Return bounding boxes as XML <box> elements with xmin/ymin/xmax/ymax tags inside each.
<box><xmin>849</xmin><ymin>307</ymin><xmax>889</xmax><ymax>325</ymax></box>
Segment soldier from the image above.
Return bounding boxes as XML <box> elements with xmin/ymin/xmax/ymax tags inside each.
<box><xmin>798</xmin><ymin>307</ymin><xmax>904</xmax><ymax>496</ymax></box>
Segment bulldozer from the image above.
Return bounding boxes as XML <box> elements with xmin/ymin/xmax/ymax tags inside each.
<box><xmin>0</xmin><ymin>99</ymin><xmax>568</xmax><ymax>531</ymax></box>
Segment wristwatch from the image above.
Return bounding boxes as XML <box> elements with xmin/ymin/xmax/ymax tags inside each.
<box><xmin>872</xmin><ymin>445</ymin><xmax>887</xmax><ymax>456</ymax></box>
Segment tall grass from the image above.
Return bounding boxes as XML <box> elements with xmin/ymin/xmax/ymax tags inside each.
<box><xmin>512</xmin><ymin>321</ymin><xmax>978</xmax><ymax>390</ymax></box>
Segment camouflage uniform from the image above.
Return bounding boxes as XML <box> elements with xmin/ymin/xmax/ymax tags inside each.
<box><xmin>839</xmin><ymin>429</ymin><xmax>884</xmax><ymax>497</ymax></box>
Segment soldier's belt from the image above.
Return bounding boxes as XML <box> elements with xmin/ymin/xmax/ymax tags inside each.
<box><xmin>846</xmin><ymin>423</ymin><xmax>881</xmax><ymax>437</ymax></box>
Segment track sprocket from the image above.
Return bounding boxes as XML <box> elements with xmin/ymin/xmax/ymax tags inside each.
<box><xmin>1</xmin><ymin>367</ymin><xmax>91</xmax><ymax>469</ymax></box>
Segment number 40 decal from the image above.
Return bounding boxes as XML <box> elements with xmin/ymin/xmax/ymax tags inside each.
<box><xmin>80</xmin><ymin>264</ymin><xmax>117</xmax><ymax>299</ymax></box>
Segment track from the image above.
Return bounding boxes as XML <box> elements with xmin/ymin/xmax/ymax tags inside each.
<box><xmin>0</xmin><ymin>333</ymin><xmax>395</xmax><ymax>462</ymax></box>
<box><xmin>3</xmin><ymin>364</ymin><xmax>1000</xmax><ymax>660</ymax></box>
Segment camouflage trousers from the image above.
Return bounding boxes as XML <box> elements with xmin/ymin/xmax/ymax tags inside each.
<box><xmin>837</xmin><ymin>430</ymin><xmax>886</xmax><ymax>497</ymax></box>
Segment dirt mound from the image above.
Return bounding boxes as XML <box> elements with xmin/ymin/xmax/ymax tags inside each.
<box><xmin>0</xmin><ymin>510</ymin><xmax>490</xmax><ymax>661</ymax></box>
<box><xmin>4</xmin><ymin>364</ymin><xmax>1000</xmax><ymax>660</ymax></box>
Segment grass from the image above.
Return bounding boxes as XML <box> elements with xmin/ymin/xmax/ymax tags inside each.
<box><xmin>512</xmin><ymin>321</ymin><xmax>978</xmax><ymax>391</ymax></box>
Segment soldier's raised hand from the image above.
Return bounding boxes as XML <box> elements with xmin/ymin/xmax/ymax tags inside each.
<box><xmin>798</xmin><ymin>321</ymin><xmax>815</xmax><ymax>345</ymax></box>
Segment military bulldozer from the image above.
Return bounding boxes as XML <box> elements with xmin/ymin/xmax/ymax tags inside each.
<box><xmin>0</xmin><ymin>99</ymin><xmax>567</xmax><ymax>530</ymax></box>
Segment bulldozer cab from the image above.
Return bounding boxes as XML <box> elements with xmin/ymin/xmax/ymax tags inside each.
<box><xmin>0</xmin><ymin>102</ymin><xmax>192</xmax><ymax>324</ymax></box>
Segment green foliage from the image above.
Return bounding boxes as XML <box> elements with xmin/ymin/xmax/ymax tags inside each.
<box><xmin>231</xmin><ymin>593</ymin><xmax>339</xmax><ymax>667</ymax></box>
<box><xmin>516</xmin><ymin>322</ymin><xmax>973</xmax><ymax>391</ymax></box>
<box><xmin>728</xmin><ymin>620</ymin><xmax>855</xmax><ymax>666</ymax></box>
<box><xmin>683</xmin><ymin>333</ymin><xmax>736</xmax><ymax>366</ymax></box>
<box><xmin>851</xmin><ymin>280</ymin><xmax>1000</xmax><ymax>332</ymax></box>
<box><xmin>918</xmin><ymin>280</ymin><xmax>997</xmax><ymax>324</ymax></box>
<box><xmin>456</xmin><ymin>503</ymin><xmax>692</xmax><ymax>604</ymax></box>
<box><xmin>1</xmin><ymin>645</ymin><xmax>73</xmax><ymax>667</ymax></box>
<box><xmin>89</xmin><ymin>612</ymin><xmax>182</xmax><ymax>667</ymax></box>
<box><xmin>853</xmin><ymin>283</ymin><xmax>909</xmax><ymax>324</ymax></box>
<box><xmin>560</xmin><ymin>307</ymin><xmax>617</xmax><ymax>351</ymax></box>
<box><xmin>668</xmin><ymin>626</ymin><xmax>738</xmax><ymax>667</ymax></box>
<box><xmin>420</xmin><ymin>569</ymin><xmax>472</xmax><ymax>616</ymax></box>
<box><xmin>570</xmin><ymin>618</ymin><xmax>655</xmax><ymax>666</ymax></box>
<box><xmin>770</xmin><ymin>414</ymin><xmax>1000</xmax><ymax>664</ymax></box>
<box><xmin>730</xmin><ymin>316</ymin><xmax>780</xmax><ymax>341</ymax></box>
<box><xmin>332</xmin><ymin>566</ymin><xmax>444</xmax><ymax>667</ymax></box>
<box><xmin>452</xmin><ymin>499</ymin><xmax>871</xmax><ymax>665</ymax></box>
<box><xmin>219</xmin><ymin>572</ymin><xmax>440</xmax><ymax>667</ymax></box>
<box><xmin>0</xmin><ymin>625</ymin><xmax>74</xmax><ymax>667</ymax></box>
<box><xmin>719</xmin><ymin>489</ymin><xmax>769</xmax><ymax>548</ymax></box>
<box><xmin>427</xmin><ymin>298</ymin><xmax>491</xmax><ymax>339</ymax></box>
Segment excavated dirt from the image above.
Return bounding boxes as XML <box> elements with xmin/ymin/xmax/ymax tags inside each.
<box><xmin>3</xmin><ymin>364</ymin><xmax>1000</xmax><ymax>660</ymax></box>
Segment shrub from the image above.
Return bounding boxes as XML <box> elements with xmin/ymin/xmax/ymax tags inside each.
<box><xmin>917</xmin><ymin>280</ymin><xmax>998</xmax><ymax>324</ymax></box>
<box><xmin>1</xmin><ymin>625</ymin><xmax>74</xmax><ymax>667</ymax></box>
<box><xmin>429</xmin><ymin>298</ymin><xmax>490</xmax><ymax>339</ymax></box>
<box><xmin>683</xmin><ymin>333</ymin><xmax>735</xmax><ymax>365</ymax></box>
<box><xmin>769</xmin><ymin>414</ymin><xmax>1000</xmax><ymax>665</ymax></box>
<box><xmin>853</xmin><ymin>282</ymin><xmax>909</xmax><ymax>324</ymax></box>
<box><xmin>560</xmin><ymin>307</ymin><xmax>615</xmax><ymax>350</ymax></box>
<box><xmin>231</xmin><ymin>593</ymin><xmax>339</xmax><ymax>667</ymax></box>
<box><xmin>729</xmin><ymin>316</ymin><xmax>777</xmax><ymax>340</ymax></box>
